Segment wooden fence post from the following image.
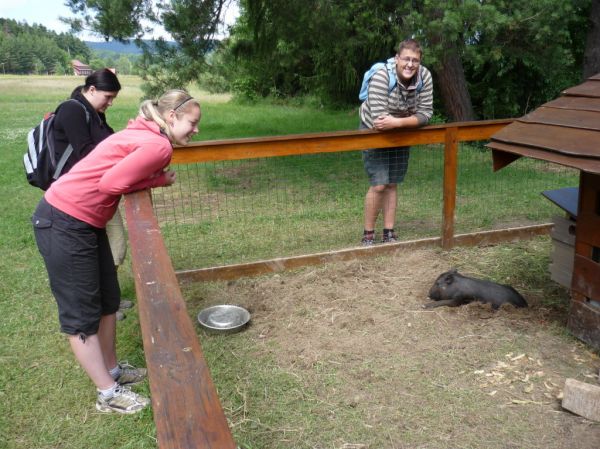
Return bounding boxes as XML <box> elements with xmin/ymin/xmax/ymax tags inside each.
<box><xmin>442</xmin><ymin>127</ymin><xmax>459</xmax><ymax>249</ymax></box>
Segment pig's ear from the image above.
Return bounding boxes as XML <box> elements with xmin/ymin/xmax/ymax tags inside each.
<box><xmin>444</xmin><ymin>273</ymin><xmax>455</xmax><ymax>284</ymax></box>
<box><xmin>449</xmin><ymin>268</ymin><xmax>458</xmax><ymax>274</ymax></box>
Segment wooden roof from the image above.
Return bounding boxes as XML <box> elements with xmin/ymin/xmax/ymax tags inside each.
<box><xmin>487</xmin><ymin>73</ymin><xmax>600</xmax><ymax>174</ymax></box>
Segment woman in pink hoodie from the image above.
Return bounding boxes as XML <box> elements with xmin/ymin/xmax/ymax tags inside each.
<box><xmin>32</xmin><ymin>89</ymin><xmax>201</xmax><ymax>414</ymax></box>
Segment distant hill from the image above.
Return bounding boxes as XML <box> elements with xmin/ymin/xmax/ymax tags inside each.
<box><xmin>85</xmin><ymin>40</ymin><xmax>148</xmax><ymax>55</ymax></box>
<box><xmin>85</xmin><ymin>39</ymin><xmax>218</xmax><ymax>55</ymax></box>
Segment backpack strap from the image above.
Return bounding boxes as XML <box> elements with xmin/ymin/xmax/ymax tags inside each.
<box><xmin>384</xmin><ymin>57</ymin><xmax>397</xmax><ymax>94</ymax></box>
<box><xmin>416</xmin><ymin>65</ymin><xmax>424</xmax><ymax>93</ymax></box>
<box><xmin>52</xmin><ymin>144</ymin><xmax>75</xmax><ymax>180</ymax></box>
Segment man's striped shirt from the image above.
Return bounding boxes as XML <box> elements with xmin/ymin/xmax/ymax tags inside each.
<box><xmin>359</xmin><ymin>64</ymin><xmax>433</xmax><ymax>128</ymax></box>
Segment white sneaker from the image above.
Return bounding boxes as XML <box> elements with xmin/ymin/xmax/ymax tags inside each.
<box><xmin>96</xmin><ymin>385</ymin><xmax>150</xmax><ymax>414</ymax></box>
<box><xmin>116</xmin><ymin>362</ymin><xmax>147</xmax><ymax>386</ymax></box>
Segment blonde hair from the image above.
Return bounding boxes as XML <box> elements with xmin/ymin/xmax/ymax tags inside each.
<box><xmin>139</xmin><ymin>89</ymin><xmax>200</xmax><ymax>142</ymax></box>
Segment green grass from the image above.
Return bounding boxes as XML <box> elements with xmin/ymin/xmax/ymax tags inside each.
<box><xmin>0</xmin><ymin>75</ymin><xmax>589</xmax><ymax>449</ymax></box>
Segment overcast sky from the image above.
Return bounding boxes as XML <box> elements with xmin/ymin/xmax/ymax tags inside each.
<box><xmin>0</xmin><ymin>0</ymin><xmax>239</xmax><ymax>41</ymax></box>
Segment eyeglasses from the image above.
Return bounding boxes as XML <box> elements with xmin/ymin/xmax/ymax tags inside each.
<box><xmin>397</xmin><ymin>56</ymin><xmax>420</xmax><ymax>65</ymax></box>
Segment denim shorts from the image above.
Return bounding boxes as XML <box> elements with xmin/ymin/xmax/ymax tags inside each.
<box><xmin>360</xmin><ymin>122</ymin><xmax>411</xmax><ymax>186</ymax></box>
<box><xmin>32</xmin><ymin>198</ymin><xmax>120</xmax><ymax>336</ymax></box>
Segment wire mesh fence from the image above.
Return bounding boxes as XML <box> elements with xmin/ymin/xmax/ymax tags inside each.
<box><xmin>150</xmin><ymin>142</ymin><xmax>578</xmax><ymax>272</ymax></box>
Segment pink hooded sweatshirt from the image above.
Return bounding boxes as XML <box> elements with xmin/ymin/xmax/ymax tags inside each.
<box><xmin>45</xmin><ymin>116</ymin><xmax>173</xmax><ymax>228</ymax></box>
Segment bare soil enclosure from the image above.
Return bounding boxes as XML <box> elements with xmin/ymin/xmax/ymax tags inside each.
<box><xmin>185</xmin><ymin>241</ymin><xmax>600</xmax><ymax>449</ymax></box>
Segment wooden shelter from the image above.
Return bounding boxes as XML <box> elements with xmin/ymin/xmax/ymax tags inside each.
<box><xmin>71</xmin><ymin>59</ymin><xmax>92</xmax><ymax>76</ymax></box>
<box><xmin>488</xmin><ymin>74</ymin><xmax>600</xmax><ymax>350</ymax></box>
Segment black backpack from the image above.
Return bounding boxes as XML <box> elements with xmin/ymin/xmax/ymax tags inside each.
<box><xmin>23</xmin><ymin>99</ymin><xmax>90</xmax><ymax>190</ymax></box>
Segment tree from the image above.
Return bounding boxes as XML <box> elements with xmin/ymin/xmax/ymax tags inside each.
<box><xmin>583</xmin><ymin>0</ymin><xmax>600</xmax><ymax>78</ymax></box>
<box><xmin>63</xmin><ymin>0</ymin><xmax>156</xmax><ymax>41</ymax></box>
<box><xmin>115</xmin><ymin>55</ymin><xmax>133</xmax><ymax>74</ymax></box>
<box><xmin>63</xmin><ymin>0</ymin><xmax>590</xmax><ymax>120</ymax></box>
<box><xmin>0</xmin><ymin>18</ymin><xmax>90</xmax><ymax>74</ymax></box>
<box><xmin>64</xmin><ymin>0</ymin><xmax>229</xmax><ymax>96</ymax></box>
<box><xmin>405</xmin><ymin>2</ymin><xmax>478</xmax><ymax>121</ymax></box>
<box><xmin>402</xmin><ymin>0</ymin><xmax>588</xmax><ymax>119</ymax></box>
<box><xmin>228</xmin><ymin>0</ymin><xmax>587</xmax><ymax>119</ymax></box>
<box><xmin>89</xmin><ymin>57</ymin><xmax>108</xmax><ymax>70</ymax></box>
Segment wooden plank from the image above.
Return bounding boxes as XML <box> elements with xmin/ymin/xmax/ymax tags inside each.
<box><xmin>563</xmin><ymin>79</ymin><xmax>600</xmax><ymax>98</ymax></box>
<box><xmin>550</xmin><ymin>237</ymin><xmax>575</xmax><ymax>289</ymax></box>
<box><xmin>550</xmin><ymin>263</ymin><xmax>572</xmax><ymax>289</ymax></box>
<box><xmin>171</xmin><ymin>120</ymin><xmax>512</xmax><ymax>164</ymax></box>
<box><xmin>491</xmin><ymin>122</ymin><xmax>600</xmax><ymax>158</ymax></box>
<box><xmin>571</xmin><ymin>254</ymin><xmax>600</xmax><ymax>300</ymax></box>
<box><xmin>488</xmin><ymin>143</ymin><xmax>600</xmax><ymax>174</ymax></box>
<box><xmin>576</xmin><ymin>215</ymin><xmax>600</xmax><ymax>247</ymax></box>
<box><xmin>442</xmin><ymin>127</ymin><xmax>458</xmax><ymax>249</ymax></box>
<box><xmin>520</xmin><ymin>107</ymin><xmax>600</xmax><ymax>132</ymax></box>
<box><xmin>567</xmin><ymin>295</ymin><xmax>600</xmax><ymax>351</ymax></box>
<box><xmin>543</xmin><ymin>96</ymin><xmax>600</xmax><ymax>113</ymax></box>
<box><xmin>575</xmin><ymin>173</ymin><xmax>600</xmax><ymax>247</ymax></box>
<box><xmin>451</xmin><ymin>223</ymin><xmax>552</xmax><ymax>247</ymax></box>
<box><xmin>550</xmin><ymin>215</ymin><xmax>576</xmax><ymax>246</ymax></box>
<box><xmin>562</xmin><ymin>378</ymin><xmax>600</xmax><ymax>422</ymax></box>
<box><xmin>552</xmin><ymin>239</ymin><xmax>575</xmax><ymax>267</ymax></box>
<box><xmin>124</xmin><ymin>190</ymin><xmax>236</xmax><ymax>449</ymax></box>
<box><xmin>177</xmin><ymin>236</ymin><xmax>443</xmax><ymax>282</ymax></box>
<box><xmin>175</xmin><ymin>224</ymin><xmax>552</xmax><ymax>283</ymax></box>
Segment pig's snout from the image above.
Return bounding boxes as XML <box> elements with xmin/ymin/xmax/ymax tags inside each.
<box><xmin>428</xmin><ymin>284</ymin><xmax>442</xmax><ymax>300</ymax></box>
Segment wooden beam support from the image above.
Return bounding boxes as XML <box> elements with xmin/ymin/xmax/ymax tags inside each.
<box><xmin>442</xmin><ymin>127</ymin><xmax>458</xmax><ymax>249</ymax></box>
<box><xmin>124</xmin><ymin>190</ymin><xmax>236</xmax><ymax>449</ymax></box>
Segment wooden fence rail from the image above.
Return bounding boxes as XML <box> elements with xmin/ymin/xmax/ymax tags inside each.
<box><xmin>171</xmin><ymin>119</ymin><xmax>513</xmax><ymax>163</ymax></box>
<box><xmin>124</xmin><ymin>190</ymin><xmax>237</xmax><ymax>449</ymax></box>
<box><xmin>123</xmin><ymin>118</ymin><xmax>561</xmax><ymax>448</ymax></box>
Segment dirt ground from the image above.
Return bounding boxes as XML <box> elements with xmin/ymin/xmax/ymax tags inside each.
<box><xmin>193</xmin><ymin>246</ymin><xmax>600</xmax><ymax>449</ymax></box>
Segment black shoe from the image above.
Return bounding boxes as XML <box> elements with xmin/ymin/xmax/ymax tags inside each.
<box><xmin>382</xmin><ymin>232</ymin><xmax>398</xmax><ymax>243</ymax></box>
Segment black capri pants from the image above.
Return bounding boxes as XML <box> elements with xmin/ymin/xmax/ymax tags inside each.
<box><xmin>32</xmin><ymin>197</ymin><xmax>120</xmax><ymax>336</ymax></box>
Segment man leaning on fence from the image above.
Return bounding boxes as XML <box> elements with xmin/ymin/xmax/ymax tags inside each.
<box><xmin>359</xmin><ymin>38</ymin><xmax>433</xmax><ymax>245</ymax></box>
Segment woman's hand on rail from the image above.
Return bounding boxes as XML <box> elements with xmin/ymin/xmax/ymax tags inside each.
<box><xmin>164</xmin><ymin>169</ymin><xmax>177</xmax><ymax>186</ymax></box>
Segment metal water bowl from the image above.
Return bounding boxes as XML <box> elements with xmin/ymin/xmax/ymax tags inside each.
<box><xmin>197</xmin><ymin>305</ymin><xmax>250</xmax><ymax>334</ymax></box>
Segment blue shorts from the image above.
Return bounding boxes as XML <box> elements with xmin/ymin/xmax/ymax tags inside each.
<box><xmin>362</xmin><ymin>146</ymin><xmax>411</xmax><ymax>186</ymax></box>
<box><xmin>32</xmin><ymin>198</ymin><xmax>120</xmax><ymax>336</ymax></box>
<box><xmin>360</xmin><ymin>122</ymin><xmax>411</xmax><ymax>186</ymax></box>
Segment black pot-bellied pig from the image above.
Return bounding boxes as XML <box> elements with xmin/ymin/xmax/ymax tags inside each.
<box><xmin>424</xmin><ymin>269</ymin><xmax>528</xmax><ymax>310</ymax></box>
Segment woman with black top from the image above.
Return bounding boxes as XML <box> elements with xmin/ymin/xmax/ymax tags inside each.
<box><xmin>54</xmin><ymin>70</ymin><xmax>132</xmax><ymax>319</ymax></box>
